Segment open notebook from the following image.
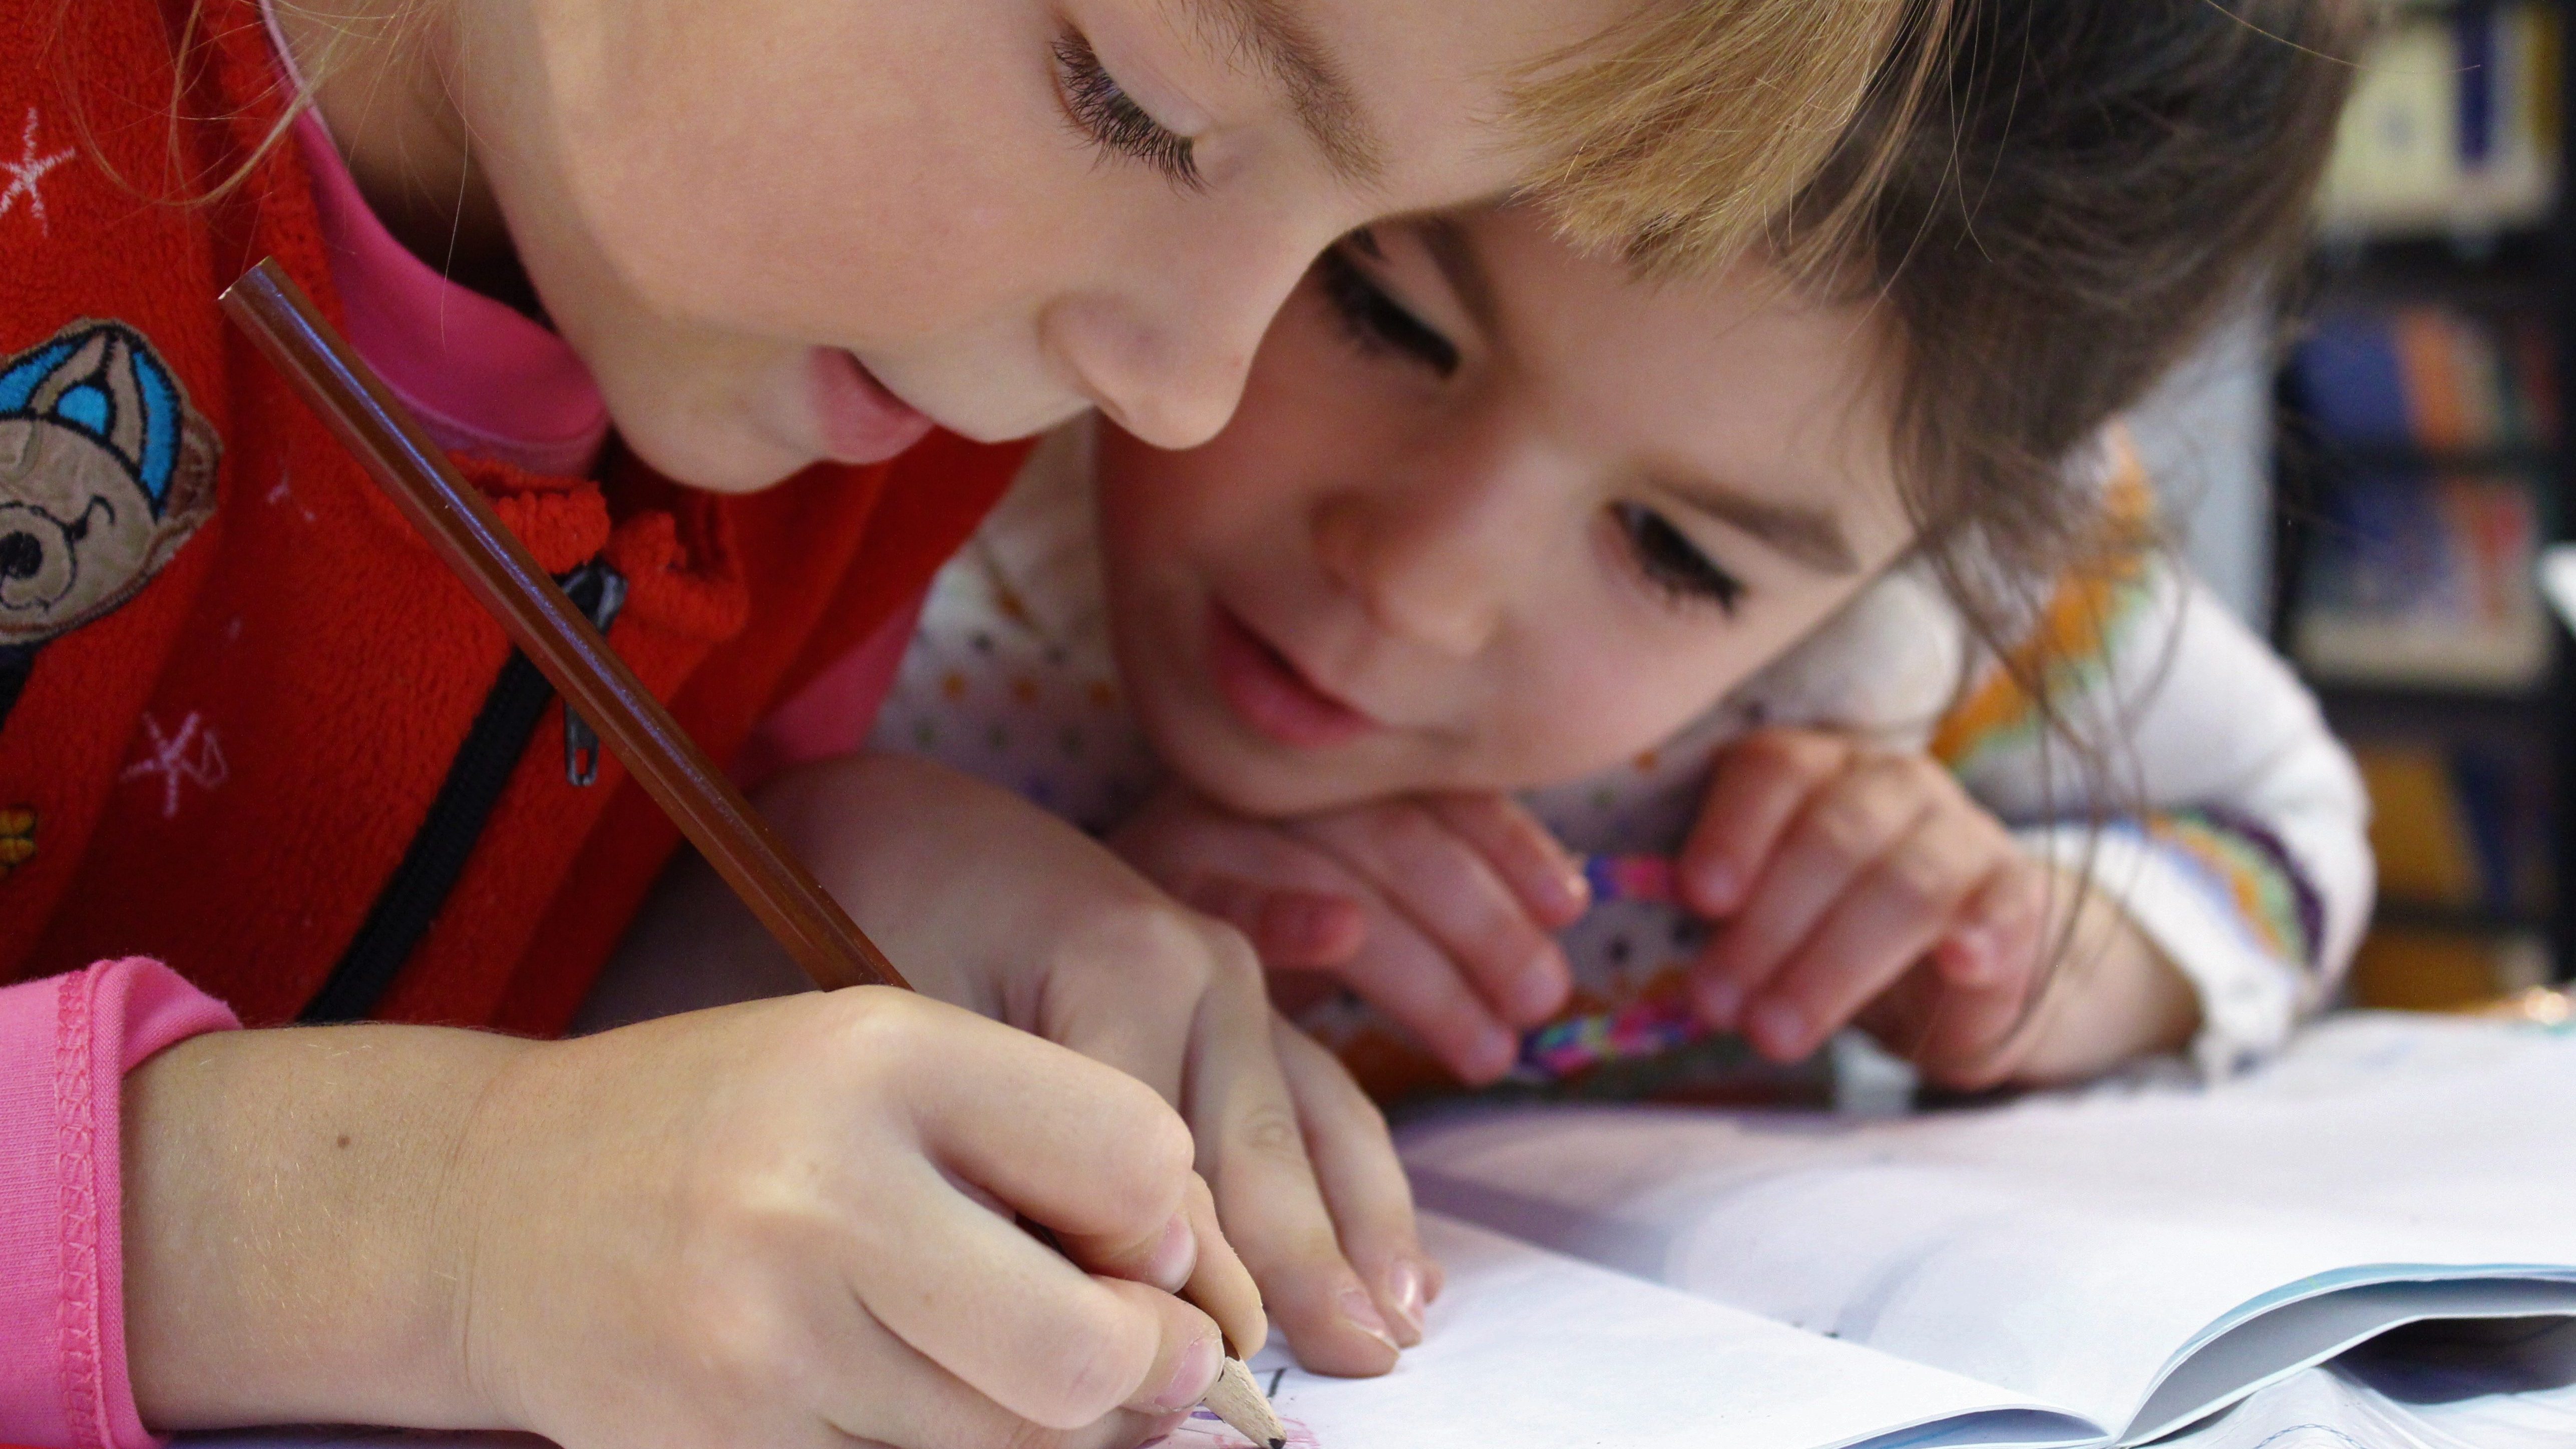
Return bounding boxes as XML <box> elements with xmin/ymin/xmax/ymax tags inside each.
<box><xmin>186</xmin><ymin>1015</ymin><xmax>2576</xmax><ymax>1449</ymax></box>
<box><xmin>1225</xmin><ymin>1013</ymin><xmax>2576</xmax><ymax>1449</ymax></box>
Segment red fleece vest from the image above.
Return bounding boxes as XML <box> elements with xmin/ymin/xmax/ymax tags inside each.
<box><xmin>0</xmin><ymin>0</ymin><xmax>1018</xmax><ymax>1032</ymax></box>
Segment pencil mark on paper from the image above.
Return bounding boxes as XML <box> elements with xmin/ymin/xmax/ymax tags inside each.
<box><xmin>1151</xmin><ymin>1408</ymin><xmax>1320</xmax><ymax>1449</ymax></box>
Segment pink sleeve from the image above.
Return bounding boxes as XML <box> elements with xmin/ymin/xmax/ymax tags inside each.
<box><xmin>0</xmin><ymin>960</ymin><xmax>240</xmax><ymax>1449</ymax></box>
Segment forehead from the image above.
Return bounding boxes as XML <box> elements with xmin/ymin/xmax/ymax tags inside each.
<box><xmin>1465</xmin><ymin>207</ymin><xmax>1912</xmax><ymax>544</ymax></box>
<box><xmin>1179</xmin><ymin>0</ymin><xmax>1632</xmax><ymax>202</ymax></box>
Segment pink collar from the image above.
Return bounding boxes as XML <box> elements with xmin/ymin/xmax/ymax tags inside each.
<box><xmin>266</xmin><ymin>6</ymin><xmax>609</xmax><ymax>477</ymax></box>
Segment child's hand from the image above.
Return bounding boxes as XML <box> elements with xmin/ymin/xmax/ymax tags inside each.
<box><xmin>1111</xmin><ymin>785</ymin><xmax>1589</xmax><ymax>1086</ymax></box>
<box><xmin>1679</xmin><ymin>729</ymin><xmax>2059</xmax><ymax>1086</ymax></box>
<box><xmin>124</xmin><ymin>993</ymin><xmax>1256</xmax><ymax>1449</ymax></box>
<box><xmin>754</xmin><ymin>755</ymin><xmax>1436</xmax><ymax>1373</ymax></box>
<box><xmin>1679</xmin><ymin>727</ymin><xmax>2209</xmax><ymax>1088</ymax></box>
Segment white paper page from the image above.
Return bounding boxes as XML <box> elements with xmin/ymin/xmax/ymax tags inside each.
<box><xmin>1400</xmin><ymin>1016</ymin><xmax>2576</xmax><ymax>1438</ymax></box>
<box><xmin>181</xmin><ymin>1217</ymin><xmax>2096</xmax><ymax>1449</ymax></box>
<box><xmin>1228</xmin><ymin>1215</ymin><xmax>2102</xmax><ymax>1449</ymax></box>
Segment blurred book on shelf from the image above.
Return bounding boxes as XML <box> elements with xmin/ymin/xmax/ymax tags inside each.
<box><xmin>2290</xmin><ymin>471</ymin><xmax>2549</xmax><ymax>687</ymax></box>
<box><xmin>2317</xmin><ymin>2</ymin><xmax>2561</xmax><ymax>239</ymax></box>
<box><xmin>2349</xmin><ymin>923</ymin><xmax>2552</xmax><ymax>1007</ymax></box>
<box><xmin>2293</xmin><ymin>302</ymin><xmax>2557</xmax><ymax>453</ymax></box>
<box><xmin>2356</xmin><ymin>740</ymin><xmax>2548</xmax><ymax>912</ymax></box>
<box><xmin>2346</xmin><ymin>736</ymin><xmax>2556</xmax><ymax>1009</ymax></box>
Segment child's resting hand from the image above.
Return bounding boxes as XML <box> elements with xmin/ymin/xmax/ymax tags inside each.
<box><xmin>1679</xmin><ymin>728</ymin><xmax>2196</xmax><ymax>1090</ymax></box>
<box><xmin>1113</xmin><ymin>785</ymin><xmax>1588</xmax><ymax>1086</ymax></box>
<box><xmin>123</xmin><ymin>992</ymin><xmax>1255</xmax><ymax>1449</ymax></box>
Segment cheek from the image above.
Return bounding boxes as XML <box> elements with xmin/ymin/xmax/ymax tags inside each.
<box><xmin>1488</xmin><ymin>630</ymin><xmax>1753</xmax><ymax>785</ymax></box>
<box><xmin>543</xmin><ymin>1</ymin><xmax>1062</xmax><ymax>346</ymax></box>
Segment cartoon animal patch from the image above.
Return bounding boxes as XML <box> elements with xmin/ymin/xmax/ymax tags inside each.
<box><xmin>0</xmin><ymin>320</ymin><xmax>219</xmax><ymax>727</ymax></box>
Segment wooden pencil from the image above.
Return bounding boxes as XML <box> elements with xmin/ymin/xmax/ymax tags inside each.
<box><xmin>220</xmin><ymin>255</ymin><xmax>1286</xmax><ymax>1444</ymax></box>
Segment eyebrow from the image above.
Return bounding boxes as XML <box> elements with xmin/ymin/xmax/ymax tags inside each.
<box><xmin>1657</xmin><ymin>473</ymin><xmax>1862</xmax><ymax>575</ymax></box>
<box><xmin>1181</xmin><ymin>0</ymin><xmax>1385</xmax><ymax>183</ymax></box>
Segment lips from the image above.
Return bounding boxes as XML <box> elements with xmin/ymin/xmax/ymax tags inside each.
<box><xmin>809</xmin><ymin>349</ymin><xmax>935</xmax><ymax>465</ymax></box>
<box><xmin>1206</xmin><ymin>603</ymin><xmax>1382</xmax><ymax>750</ymax></box>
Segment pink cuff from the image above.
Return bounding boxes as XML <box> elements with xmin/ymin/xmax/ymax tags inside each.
<box><xmin>0</xmin><ymin>961</ymin><xmax>241</xmax><ymax>1449</ymax></box>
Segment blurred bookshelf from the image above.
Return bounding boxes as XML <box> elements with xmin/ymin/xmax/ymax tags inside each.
<box><xmin>2273</xmin><ymin>0</ymin><xmax>2576</xmax><ymax>1007</ymax></box>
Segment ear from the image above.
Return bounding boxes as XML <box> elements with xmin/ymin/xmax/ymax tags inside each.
<box><xmin>19</xmin><ymin>330</ymin><xmax>115</xmax><ymax>434</ymax></box>
<box><xmin>155</xmin><ymin>408</ymin><xmax>222</xmax><ymax>537</ymax></box>
<box><xmin>138</xmin><ymin>379</ymin><xmax>222</xmax><ymax>580</ymax></box>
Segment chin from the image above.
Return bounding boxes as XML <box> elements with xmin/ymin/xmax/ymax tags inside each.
<box><xmin>612</xmin><ymin>410</ymin><xmax>816</xmax><ymax>495</ymax></box>
<box><xmin>1166</xmin><ymin>734</ymin><xmax>1382</xmax><ymax>822</ymax></box>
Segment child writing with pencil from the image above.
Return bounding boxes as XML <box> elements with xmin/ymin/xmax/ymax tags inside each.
<box><xmin>0</xmin><ymin>1</ymin><xmax>1934</xmax><ymax>1446</ymax></box>
<box><xmin>643</xmin><ymin>0</ymin><xmax>2374</xmax><ymax>1120</ymax></box>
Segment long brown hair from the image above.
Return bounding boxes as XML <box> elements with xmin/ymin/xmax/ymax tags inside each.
<box><xmin>1798</xmin><ymin>0</ymin><xmax>2362</xmax><ymax>668</ymax></box>
<box><xmin>1793</xmin><ymin>0</ymin><xmax>2363</xmax><ymax>1056</ymax></box>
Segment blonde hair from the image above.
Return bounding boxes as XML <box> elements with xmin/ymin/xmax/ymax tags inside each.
<box><xmin>82</xmin><ymin>0</ymin><xmax>1936</xmax><ymax>273</ymax></box>
<box><xmin>1513</xmin><ymin>0</ymin><xmax>1953</xmax><ymax>274</ymax></box>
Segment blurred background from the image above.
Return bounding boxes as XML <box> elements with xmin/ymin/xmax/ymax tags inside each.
<box><xmin>2150</xmin><ymin>0</ymin><xmax>2576</xmax><ymax>1013</ymax></box>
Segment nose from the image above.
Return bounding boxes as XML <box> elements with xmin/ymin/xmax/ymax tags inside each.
<box><xmin>0</xmin><ymin>506</ymin><xmax>70</xmax><ymax>611</ymax></box>
<box><xmin>1310</xmin><ymin>442</ymin><xmax>1552</xmax><ymax>661</ymax></box>
<box><xmin>1040</xmin><ymin>226</ymin><xmax>1320</xmax><ymax>452</ymax></box>
<box><xmin>0</xmin><ymin>532</ymin><xmax>39</xmax><ymax>582</ymax></box>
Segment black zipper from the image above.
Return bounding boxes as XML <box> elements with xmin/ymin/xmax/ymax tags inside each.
<box><xmin>0</xmin><ymin>643</ymin><xmax>38</xmax><ymax>733</ymax></box>
<box><xmin>301</xmin><ymin>558</ymin><xmax>629</xmax><ymax>1023</ymax></box>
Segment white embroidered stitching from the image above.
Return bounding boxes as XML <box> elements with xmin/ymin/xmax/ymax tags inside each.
<box><xmin>120</xmin><ymin>712</ymin><xmax>230</xmax><ymax>820</ymax></box>
<box><xmin>265</xmin><ymin>468</ymin><xmax>316</xmax><ymax>524</ymax></box>
<box><xmin>1</xmin><ymin>109</ymin><xmax>76</xmax><ymax>238</ymax></box>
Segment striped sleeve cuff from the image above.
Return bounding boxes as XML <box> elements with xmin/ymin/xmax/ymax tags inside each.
<box><xmin>2017</xmin><ymin>815</ymin><xmax>2320</xmax><ymax>1078</ymax></box>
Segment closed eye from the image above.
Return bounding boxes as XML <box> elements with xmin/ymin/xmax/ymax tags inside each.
<box><xmin>1053</xmin><ymin>31</ymin><xmax>1202</xmax><ymax>191</ymax></box>
<box><xmin>1614</xmin><ymin>503</ymin><xmax>1744</xmax><ymax>613</ymax></box>
<box><xmin>1316</xmin><ymin>243</ymin><xmax>1459</xmax><ymax>378</ymax></box>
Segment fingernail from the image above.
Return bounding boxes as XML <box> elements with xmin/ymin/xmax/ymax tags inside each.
<box><xmin>1698</xmin><ymin>976</ymin><xmax>1744</xmax><ymax>1029</ymax></box>
<box><xmin>1945</xmin><ymin>929</ymin><xmax>1995</xmax><ymax>984</ymax></box>
<box><xmin>1549</xmin><ymin>859</ymin><xmax>1592</xmax><ymax>920</ymax></box>
<box><xmin>1147</xmin><ymin>1213</ymin><xmax>1197</xmax><ymax>1292</ymax></box>
<box><xmin>1749</xmin><ymin>1001</ymin><xmax>1806</xmax><ymax>1059</ymax></box>
<box><xmin>1514</xmin><ymin>951</ymin><xmax>1572</xmax><ymax>1020</ymax></box>
<box><xmin>1471</xmin><ymin>1026</ymin><xmax>1521</xmax><ymax>1083</ymax></box>
<box><xmin>1384</xmin><ymin>1260</ymin><xmax>1428</xmax><ymax>1342</ymax></box>
<box><xmin>1156</xmin><ymin>1333</ymin><xmax>1223</xmax><ymax>1411</ymax></box>
<box><xmin>1338</xmin><ymin>1284</ymin><xmax>1400</xmax><ymax>1352</ymax></box>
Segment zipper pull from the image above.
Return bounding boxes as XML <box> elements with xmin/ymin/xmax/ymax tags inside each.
<box><xmin>558</xmin><ymin>558</ymin><xmax>631</xmax><ymax>786</ymax></box>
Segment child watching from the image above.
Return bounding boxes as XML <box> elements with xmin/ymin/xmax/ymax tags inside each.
<box><xmin>739</xmin><ymin>0</ymin><xmax>2372</xmax><ymax>1111</ymax></box>
<box><xmin>0</xmin><ymin>0</ymin><xmax>1924</xmax><ymax>1442</ymax></box>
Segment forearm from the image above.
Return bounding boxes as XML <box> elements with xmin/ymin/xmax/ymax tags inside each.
<box><xmin>122</xmin><ymin>1023</ymin><xmax>535</xmax><ymax>1431</ymax></box>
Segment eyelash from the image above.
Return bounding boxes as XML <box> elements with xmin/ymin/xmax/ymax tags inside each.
<box><xmin>1313</xmin><ymin>243</ymin><xmax>1739</xmax><ymax>615</ymax></box>
<box><xmin>1316</xmin><ymin>243</ymin><xmax>1460</xmax><ymax>378</ymax></box>
<box><xmin>1613</xmin><ymin>503</ymin><xmax>1745</xmax><ymax>613</ymax></box>
<box><xmin>1053</xmin><ymin>32</ymin><xmax>1203</xmax><ymax>191</ymax></box>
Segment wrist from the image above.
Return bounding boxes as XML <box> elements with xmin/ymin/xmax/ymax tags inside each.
<box><xmin>123</xmin><ymin>1024</ymin><xmax>539</xmax><ymax>1431</ymax></box>
<box><xmin>2011</xmin><ymin>882</ymin><xmax>2199</xmax><ymax>1085</ymax></box>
